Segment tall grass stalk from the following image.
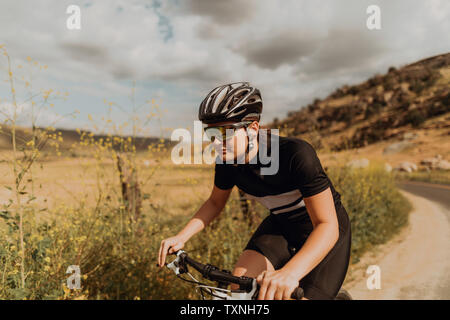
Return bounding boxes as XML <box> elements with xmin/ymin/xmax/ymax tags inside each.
<box><xmin>4</xmin><ymin>48</ymin><xmax>26</xmax><ymax>289</ymax></box>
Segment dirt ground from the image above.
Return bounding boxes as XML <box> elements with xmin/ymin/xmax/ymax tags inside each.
<box><xmin>346</xmin><ymin>190</ymin><xmax>450</xmax><ymax>299</ymax></box>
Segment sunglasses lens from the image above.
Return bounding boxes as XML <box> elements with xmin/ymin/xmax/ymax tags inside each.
<box><xmin>204</xmin><ymin>127</ymin><xmax>224</xmax><ymax>142</ymax></box>
<box><xmin>204</xmin><ymin>123</ymin><xmax>249</xmax><ymax>142</ymax></box>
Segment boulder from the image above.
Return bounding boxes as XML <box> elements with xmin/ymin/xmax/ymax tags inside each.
<box><xmin>346</xmin><ymin>158</ymin><xmax>370</xmax><ymax>169</ymax></box>
<box><xmin>376</xmin><ymin>85</ymin><xmax>384</xmax><ymax>94</ymax></box>
<box><xmin>384</xmin><ymin>91</ymin><xmax>394</xmax><ymax>103</ymax></box>
<box><xmin>384</xmin><ymin>163</ymin><xmax>393</xmax><ymax>172</ymax></box>
<box><xmin>420</xmin><ymin>155</ymin><xmax>449</xmax><ymax>170</ymax></box>
<box><xmin>383</xmin><ymin>141</ymin><xmax>415</xmax><ymax>155</ymax></box>
<box><xmin>402</xmin><ymin>132</ymin><xmax>418</xmax><ymax>141</ymax></box>
<box><xmin>400</xmin><ymin>83</ymin><xmax>410</xmax><ymax>93</ymax></box>
<box><xmin>420</xmin><ymin>157</ymin><xmax>439</xmax><ymax>167</ymax></box>
<box><xmin>436</xmin><ymin>160</ymin><xmax>450</xmax><ymax>171</ymax></box>
<box><xmin>394</xmin><ymin>161</ymin><xmax>418</xmax><ymax>173</ymax></box>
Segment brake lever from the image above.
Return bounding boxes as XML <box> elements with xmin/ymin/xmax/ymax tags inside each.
<box><xmin>166</xmin><ymin>250</ymin><xmax>187</xmax><ymax>275</ymax></box>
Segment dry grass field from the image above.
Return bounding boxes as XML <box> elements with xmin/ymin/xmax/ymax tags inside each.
<box><xmin>0</xmin><ymin>154</ymin><xmax>215</xmax><ymax>216</ymax></box>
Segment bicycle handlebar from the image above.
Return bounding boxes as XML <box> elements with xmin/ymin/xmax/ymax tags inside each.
<box><xmin>168</xmin><ymin>250</ymin><xmax>304</xmax><ymax>300</ymax></box>
<box><xmin>181</xmin><ymin>251</ymin><xmax>254</xmax><ymax>292</ymax></box>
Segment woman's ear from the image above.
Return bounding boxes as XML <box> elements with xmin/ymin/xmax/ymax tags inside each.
<box><xmin>247</xmin><ymin>121</ymin><xmax>259</xmax><ymax>141</ymax></box>
<box><xmin>249</xmin><ymin>121</ymin><xmax>259</xmax><ymax>132</ymax></box>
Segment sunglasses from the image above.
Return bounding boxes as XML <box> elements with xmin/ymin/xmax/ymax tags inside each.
<box><xmin>203</xmin><ymin>121</ymin><xmax>252</xmax><ymax>142</ymax></box>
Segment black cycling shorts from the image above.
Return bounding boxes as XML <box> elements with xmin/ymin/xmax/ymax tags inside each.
<box><xmin>244</xmin><ymin>203</ymin><xmax>351</xmax><ymax>300</ymax></box>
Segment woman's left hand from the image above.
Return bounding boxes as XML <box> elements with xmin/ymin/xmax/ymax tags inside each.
<box><xmin>256</xmin><ymin>269</ymin><xmax>300</xmax><ymax>300</ymax></box>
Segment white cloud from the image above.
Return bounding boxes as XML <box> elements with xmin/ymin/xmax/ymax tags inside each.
<box><xmin>0</xmin><ymin>0</ymin><xmax>448</xmax><ymax>137</ymax></box>
<box><xmin>0</xmin><ymin>101</ymin><xmax>76</xmax><ymax>129</ymax></box>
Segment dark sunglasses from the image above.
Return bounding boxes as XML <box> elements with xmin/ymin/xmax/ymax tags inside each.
<box><xmin>203</xmin><ymin>121</ymin><xmax>252</xmax><ymax>142</ymax></box>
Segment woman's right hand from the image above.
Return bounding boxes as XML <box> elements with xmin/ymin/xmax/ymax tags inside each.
<box><xmin>158</xmin><ymin>235</ymin><xmax>186</xmax><ymax>268</ymax></box>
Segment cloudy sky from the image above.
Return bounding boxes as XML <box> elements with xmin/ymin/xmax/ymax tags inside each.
<box><xmin>0</xmin><ymin>0</ymin><xmax>449</xmax><ymax>137</ymax></box>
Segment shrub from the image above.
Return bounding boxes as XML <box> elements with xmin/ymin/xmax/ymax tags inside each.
<box><xmin>327</xmin><ymin>164</ymin><xmax>410</xmax><ymax>263</ymax></box>
<box><xmin>410</xmin><ymin>80</ymin><xmax>426</xmax><ymax>93</ymax></box>
<box><xmin>0</xmin><ymin>193</ymin><xmax>267</xmax><ymax>300</ymax></box>
<box><xmin>406</xmin><ymin>109</ymin><xmax>426</xmax><ymax>128</ymax></box>
<box><xmin>364</xmin><ymin>102</ymin><xmax>383</xmax><ymax>119</ymax></box>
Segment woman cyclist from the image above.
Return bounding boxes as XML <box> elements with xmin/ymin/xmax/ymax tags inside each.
<box><xmin>158</xmin><ymin>82</ymin><xmax>351</xmax><ymax>300</ymax></box>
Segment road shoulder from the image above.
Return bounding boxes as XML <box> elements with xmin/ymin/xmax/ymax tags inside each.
<box><xmin>345</xmin><ymin>191</ymin><xmax>450</xmax><ymax>299</ymax></box>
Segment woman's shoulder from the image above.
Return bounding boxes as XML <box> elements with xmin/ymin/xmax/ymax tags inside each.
<box><xmin>277</xmin><ymin>135</ymin><xmax>316</xmax><ymax>156</ymax></box>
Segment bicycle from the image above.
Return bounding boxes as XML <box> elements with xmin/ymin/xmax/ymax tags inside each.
<box><xmin>165</xmin><ymin>250</ymin><xmax>352</xmax><ymax>300</ymax></box>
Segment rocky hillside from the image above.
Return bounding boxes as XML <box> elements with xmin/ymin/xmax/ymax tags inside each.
<box><xmin>271</xmin><ymin>53</ymin><xmax>450</xmax><ymax>151</ymax></box>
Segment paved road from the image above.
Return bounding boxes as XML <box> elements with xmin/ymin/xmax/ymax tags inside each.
<box><xmin>397</xmin><ymin>180</ymin><xmax>450</xmax><ymax>211</ymax></box>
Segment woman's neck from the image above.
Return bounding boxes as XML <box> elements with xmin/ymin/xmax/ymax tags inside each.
<box><xmin>245</xmin><ymin>140</ymin><xmax>259</xmax><ymax>164</ymax></box>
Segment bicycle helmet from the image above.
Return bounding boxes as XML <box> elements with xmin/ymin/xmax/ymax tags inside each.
<box><xmin>198</xmin><ymin>82</ymin><xmax>262</xmax><ymax>124</ymax></box>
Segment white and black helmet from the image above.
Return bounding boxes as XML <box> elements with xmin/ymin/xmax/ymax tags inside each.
<box><xmin>198</xmin><ymin>82</ymin><xmax>262</xmax><ymax>124</ymax></box>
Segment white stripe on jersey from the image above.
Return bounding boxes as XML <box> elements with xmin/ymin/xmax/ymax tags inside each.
<box><xmin>241</xmin><ymin>189</ymin><xmax>305</xmax><ymax>214</ymax></box>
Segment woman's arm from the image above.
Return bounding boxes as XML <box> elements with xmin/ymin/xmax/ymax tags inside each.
<box><xmin>158</xmin><ymin>186</ymin><xmax>232</xmax><ymax>267</ymax></box>
<box><xmin>177</xmin><ymin>186</ymin><xmax>232</xmax><ymax>242</ymax></box>
<box><xmin>281</xmin><ymin>187</ymin><xmax>339</xmax><ymax>279</ymax></box>
<box><xmin>256</xmin><ymin>187</ymin><xmax>339</xmax><ymax>299</ymax></box>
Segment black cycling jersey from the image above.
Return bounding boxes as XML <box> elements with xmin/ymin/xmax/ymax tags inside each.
<box><xmin>214</xmin><ymin>133</ymin><xmax>351</xmax><ymax>299</ymax></box>
<box><xmin>214</xmin><ymin>134</ymin><xmax>343</xmax><ymax>219</ymax></box>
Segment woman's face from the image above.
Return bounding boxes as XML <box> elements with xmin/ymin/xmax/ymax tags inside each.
<box><xmin>207</xmin><ymin>121</ymin><xmax>258</xmax><ymax>163</ymax></box>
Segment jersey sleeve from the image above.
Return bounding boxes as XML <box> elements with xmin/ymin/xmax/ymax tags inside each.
<box><xmin>289</xmin><ymin>140</ymin><xmax>330</xmax><ymax>198</ymax></box>
<box><xmin>214</xmin><ymin>163</ymin><xmax>236</xmax><ymax>190</ymax></box>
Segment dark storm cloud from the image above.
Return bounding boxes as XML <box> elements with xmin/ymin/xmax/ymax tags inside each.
<box><xmin>60</xmin><ymin>42</ymin><xmax>109</xmax><ymax>65</ymax></box>
<box><xmin>296</xmin><ymin>29</ymin><xmax>389</xmax><ymax>76</ymax></box>
<box><xmin>184</xmin><ymin>0</ymin><xmax>257</xmax><ymax>25</ymax></box>
<box><xmin>61</xmin><ymin>42</ymin><xmax>138</xmax><ymax>80</ymax></box>
<box><xmin>110</xmin><ymin>63</ymin><xmax>136</xmax><ymax>79</ymax></box>
<box><xmin>153</xmin><ymin>63</ymin><xmax>227</xmax><ymax>85</ymax></box>
<box><xmin>232</xmin><ymin>31</ymin><xmax>321</xmax><ymax>70</ymax></box>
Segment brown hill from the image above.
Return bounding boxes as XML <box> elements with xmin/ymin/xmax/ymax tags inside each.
<box><xmin>270</xmin><ymin>53</ymin><xmax>450</xmax><ymax>151</ymax></box>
